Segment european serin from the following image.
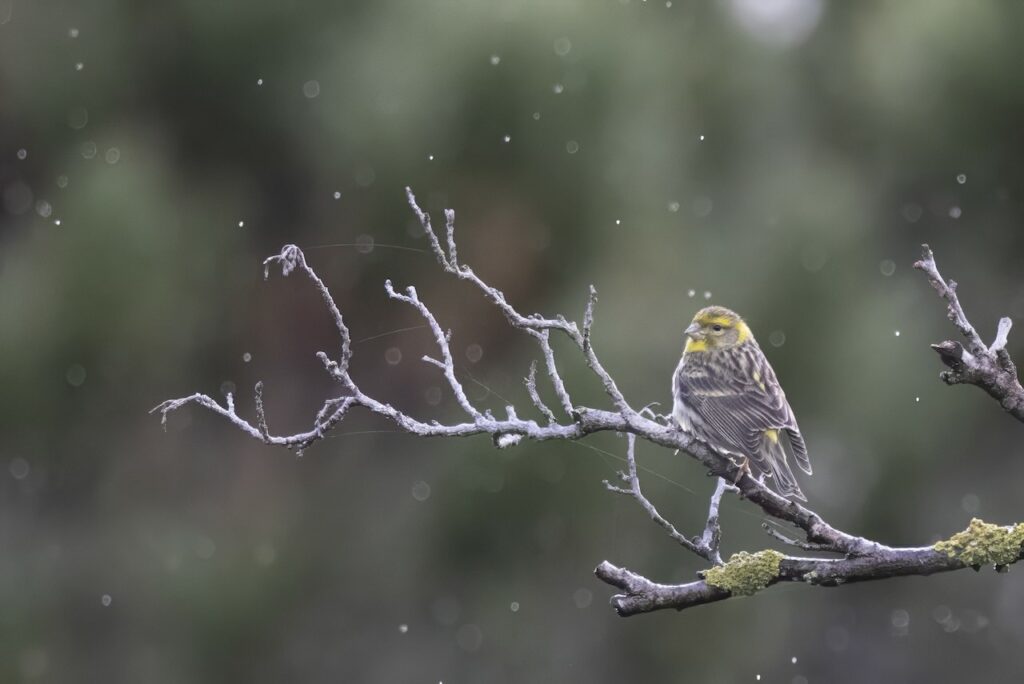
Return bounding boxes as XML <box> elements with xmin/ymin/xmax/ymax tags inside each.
<box><xmin>672</xmin><ymin>306</ymin><xmax>812</xmax><ymax>500</ymax></box>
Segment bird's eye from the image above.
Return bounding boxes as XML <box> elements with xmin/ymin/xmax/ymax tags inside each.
<box><xmin>712</xmin><ymin>324</ymin><xmax>723</xmax><ymax>332</ymax></box>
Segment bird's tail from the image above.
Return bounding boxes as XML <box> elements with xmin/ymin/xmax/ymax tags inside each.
<box><xmin>761</xmin><ymin>431</ymin><xmax>806</xmax><ymax>501</ymax></box>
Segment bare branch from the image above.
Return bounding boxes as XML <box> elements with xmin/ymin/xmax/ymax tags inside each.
<box><xmin>530</xmin><ymin>329</ymin><xmax>574</xmax><ymax>417</ymax></box>
<box><xmin>915</xmin><ymin>244</ymin><xmax>1024</xmax><ymax>422</ymax></box>
<box><xmin>156</xmin><ymin>198</ymin><xmax>1024</xmax><ymax>619</ymax></box>
<box><xmin>264</xmin><ymin>245</ymin><xmax>356</xmax><ymax>391</ymax></box>
<box><xmin>603</xmin><ymin>434</ymin><xmax>714</xmax><ymax>560</ymax></box>
<box><xmin>384</xmin><ymin>280</ymin><xmax>481</xmax><ymax>420</ymax></box>
<box><xmin>582</xmin><ymin>285</ymin><xmax>597</xmax><ymax>352</ymax></box>
<box><xmin>993</xmin><ymin>317</ymin><xmax>1012</xmax><ymax>352</ymax></box>
<box><xmin>700</xmin><ymin>478</ymin><xmax>735</xmax><ymax>564</ymax></box>
<box><xmin>404</xmin><ymin>187</ymin><xmax>633</xmax><ymax>415</ymax></box>
<box><xmin>254</xmin><ymin>381</ymin><xmax>269</xmax><ymax>440</ymax></box>
<box><xmin>525</xmin><ymin>361</ymin><xmax>558</xmax><ymax>425</ymax></box>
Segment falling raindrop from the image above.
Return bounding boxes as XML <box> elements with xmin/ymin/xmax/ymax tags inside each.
<box><xmin>104</xmin><ymin>148</ymin><xmax>120</xmax><ymax>164</ymax></box>
<box><xmin>703</xmin><ymin>291</ymin><xmax>712</xmax><ymax>300</ymax></box>
<box><xmin>503</xmin><ymin>134</ymin><xmax>511</xmax><ymax>143</ymax></box>
<box><xmin>687</xmin><ymin>289</ymin><xmax>696</xmax><ymax>298</ymax></box>
<box><xmin>68</xmin><ymin>27</ymin><xmax>79</xmax><ymax>38</ymax></box>
<box><xmin>75</xmin><ymin>62</ymin><xmax>84</xmax><ymax>71</ymax></box>
<box><xmin>692</xmin><ymin>196</ymin><xmax>713</xmax><ymax>217</ymax></box>
<box><xmin>66</xmin><ymin>364</ymin><xmax>87</xmax><ymax>387</ymax></box>
<box><xmin>355</xmin><ymin>234</ymin><xmax>375</xmax><ymax>254</ymax></box>
<box><xmin>101</xmin><ymin>594</ymin><xmax>112</xmax><ymax>607</ymax></box>
<box><xmin>552</xmin><ymin>83</ymin><xmax>564</xmax><ymax>94</ymax></box>
<box><xmin>902</xmin><ymin>203</ymin><xmax>923</xmax><ymax>223</ymax></box>
<box><xmin>257</xmin><ymin>78</ymin><xmax>263</xmax><ymax>86</ymax></box>
<box><xmin>399</xmin><ymin>624</ymin><xmax>409</xmax><ymax>633</ymax></box>
<box><xmin>490</xmin><ymin>54</ymin><xmax>501</xmax><ymax>65</ymax></box>
<box><xmin>894</xmin><ymin>330</ymin><xmax>901</xmax><ymax>337</ymax></box>
<box><xmin>16</xmin><ymin>148</ymin><xmax>27</xmax><ymax>160</ymax></box>
<box><xmin>956</xmin><ymin>173</ymin><xmax>967</xmax><ymax>185</ymax></box>
<box><xmin>510</xmin><ymin>601</ymin><xmax>520</xmax><ymax>612</ymax></box>
<box><xmin>668</xmin><ymin>201</ymin><xmax>680</xmax><ymax>212</ymax></box>
<box><xmin>242</xmin><ymin>352</ymin><xmax>252</xmax><ymax>363</ymax></box>
<box><xmin>456</xmin><ymin>624</ymin><xmax>483</xmax><ymax>652</ymax></box>
<box><xmin>566</xmin><ymin>140</ymin><xmax>580</xmax><ymax>154</ymax></box>
<box><xmin>302</xmin><ymin>80</ymin><xmax>320</xmax><ymax>98</ymax></box>
<box><xmin>67</xmin><ymin>107</ymin><xmax>88</xmax><ymax>130</ymax></box>
<box><xmin>465</xmin><ymin>344</ymin><xmax>483</xmax><ymax>363</ymax></box>
<box><xmin>237</xmin><ymin>220</ymin><xmax>245</xmax><ymax>228</ymax></box>
<box><xmin>769</xmin><ymin>330</ymin><xmax>786</xmax><ymax>347</ymax></box>
<box><xmin>384</xmin><ymin>347</ymin><xmax>402</xmax><ymax>365</ymax></box>
<box><xmin>333</xmin><ymin>191</ymin><xmax>341</xmax><ymax>199</ymax></box>
<box><xmin>879</xmin><ymin>259</ymin><xmax>896</xmax><ymax>276</ymax></box>
<box><xmin>9</xmin><ymin>458</ymin><xmax>29</xmax><ymax>480</ymax></box>
<box><xmin>949</xmin><ymin>206</ymin><xmax>962</xmax><ymax>219</ymax></box>
<box><xmin>699</xmin><ymin>134</ymin><xmax>705</xmax><ymax>141</ymax></box>
<box><xmin>553</xmin><ymin>37</ymin><xmax>572</xmax><ymax>56</ymax></box>
<box><xmin>532</xmin><ymin>112</ymin><xmax>541</xmax><ymax>120</ymax></box>
<box><xmin>573</xmin><ymin>588</ymin><xmax>593</xmax><ymax>608</ymax></box>
<box><xmin>412</xmin><ymin>481</ymin><xmax>431</xmax><ymax>501</ymax></box>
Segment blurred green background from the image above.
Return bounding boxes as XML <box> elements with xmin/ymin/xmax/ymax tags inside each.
<box><xmin>3</xmin><ymin>0</ymin><xmax>1024</xmax><ymax>681</ymax></box>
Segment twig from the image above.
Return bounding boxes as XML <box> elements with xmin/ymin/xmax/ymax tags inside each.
<box><xmin>915</xmin><ymin>244</ymin><xmax>1024</xmax><ymax>422</ymax></box>
<box><xmin>700</xmin><ymin>478</ymin><xmax>735</xmax><ymax>564</ymax></box>
<box><xmin>525</xmin><ymin>361</ymin><xmax>558</xmax><ymax>425</ymax></box>
<box><xmin>603</xmin><ymin>434</ymin><xmax>715</xmax><ymax>560</ymax></box>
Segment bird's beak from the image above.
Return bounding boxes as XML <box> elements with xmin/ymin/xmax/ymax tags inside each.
<box><xmin>684</xmin><ymin>322</ymin><xmax>703</xmax><ymax>340</ymax></box>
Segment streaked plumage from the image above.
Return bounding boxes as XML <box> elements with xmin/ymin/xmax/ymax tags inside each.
<box><xmin>671</xmin><ymin>306</ymin><xmax>812</xmax><ymax>500</ymax></box>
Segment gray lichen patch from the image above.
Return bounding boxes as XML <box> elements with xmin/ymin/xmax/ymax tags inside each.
<box><xmin>704</xmin><ymin>550</ymin><xmax>784</xmax><ymax>596</ymax></box>
<box><xmin>934</xmin><ymin>518</ymin><xmax>1024</xmax><ymax>568</ymax></box>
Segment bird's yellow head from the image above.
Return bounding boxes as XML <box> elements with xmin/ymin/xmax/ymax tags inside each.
<box><xmin>683</xmin><ymin>306</ymin><xmax>752</xmax><ymax>353</ymax></box>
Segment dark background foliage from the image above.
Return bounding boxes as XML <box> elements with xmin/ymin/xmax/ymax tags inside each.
<box><xmin>3</xmin><ymin>1</ymin><xmax>1024</xmax><ymax>681</ymax></box>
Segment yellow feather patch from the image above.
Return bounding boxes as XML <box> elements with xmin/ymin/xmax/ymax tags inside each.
<box><xmin>736</xmin><ymin>321</ymin><xmax>752</xmax><ymax>343</ymax></box>
<box><xmin>696</xmin><ymin>313</ymin><xmax>736</xmax><ymax>327</ymax></box>
<box><xmin>753</xmin><ymin>370</ymin><xmax>765</xmax><ymax>391</ymax></box>
<box><xmin>684</xmin><ymin>338</ymin><xmax>708</xmax><ymax>353</ymax></box>
<box><xmin>765</xmin><ymin>429</ymin><xmax>779</xmax><ymax>444</ymax></box>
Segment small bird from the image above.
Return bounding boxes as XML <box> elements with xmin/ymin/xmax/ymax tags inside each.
<box><xmin>671</xmin><ymin>306</ymin><xmax>812</xmax><ymax>500</ymax></box>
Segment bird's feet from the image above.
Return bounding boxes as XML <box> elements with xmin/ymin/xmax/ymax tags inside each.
<box><xmin>728</xmin><ymin>455</ymin><xmax>752</xmax><ymax>487</ymax></box>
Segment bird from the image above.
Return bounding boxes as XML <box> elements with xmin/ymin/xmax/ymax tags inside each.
<box><xmin>671</xmin><ymin>306</ymin><xmax>812</xmax><ymax>500</ymax></box>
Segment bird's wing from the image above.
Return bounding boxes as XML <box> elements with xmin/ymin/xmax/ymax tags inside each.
<box><xmin>676</xmin><ymin>351</ymin><xmax>802</xmax><ymax>472</ymax></box>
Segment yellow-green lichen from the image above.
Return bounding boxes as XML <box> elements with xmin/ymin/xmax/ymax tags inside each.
<box><xmin>934</xmin><ymin>518</ymin><xmax>1024</xmax><ymax>568</ymax></box>
<box><xmin>704</xmin><ymin>550</ymin><xmax>784</xmax><ymax>596</ymax></box>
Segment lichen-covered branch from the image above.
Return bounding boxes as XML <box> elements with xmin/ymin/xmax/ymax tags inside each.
<box><xmin>914</xmin><ymin>244</ymin><xmax>1024</xmax><ymax>422</ymax></box>
<box><xmin>153</xmin><ymin>195</ymin><xmax>1024</xmax><ymax>617</ymax></box>
<box><xmin>597</xmin><ymin>519</ymin><xmax>1024</xmax><ymax>616</ymax></box>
